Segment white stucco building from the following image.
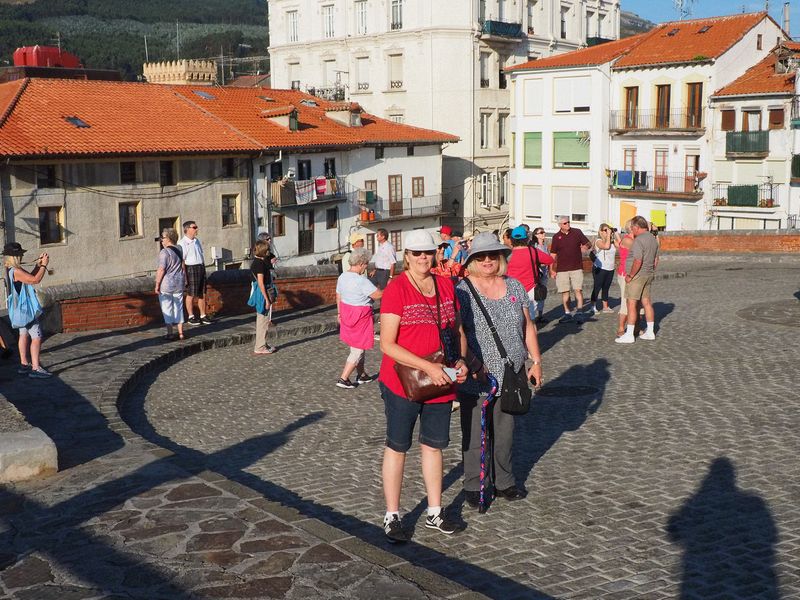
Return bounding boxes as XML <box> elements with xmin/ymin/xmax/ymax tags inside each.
<box><xmin>267</xmin><ymin>0</ymin><xmax>620</xmax><ymax>235</ymax></box>
<box><xmin>507</xmin><ymin>11</ymin><xmax>791</xmax><ymax>233</ymax></box>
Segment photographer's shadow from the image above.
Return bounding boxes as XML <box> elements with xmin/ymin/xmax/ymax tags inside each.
<box><xmin>514</xmin><ymin>359</ymin><xmax>609</xmax><ymax>488</ymax></box>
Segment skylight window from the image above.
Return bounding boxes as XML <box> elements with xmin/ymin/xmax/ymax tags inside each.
<box><xmin>698</xmin><ymin>26</ymin><xmax>712</xmax><ymax>34</ymax></box>
<box><xmin>65</xmin><ymin>116</ymin><xmax>90</xmax><ymax>128</ymax></box>
<box><xmin>193</xmin><ymin>90</ymin><xmax>216</xmax><ymax>100</ymax></box>
<box><xmin>667</xmin><ymin>28</ymin><xmax>680</xmax><ymax>37</ymax></box>
<box><xmin>300</xmin><ymin>99</ymin><xmax>318</xmax><ymax>107</ymax></box>
<box><xmin>258</xmin><ymin>95</ymin><xmax>275</xmax><ymax>102</ymax></box>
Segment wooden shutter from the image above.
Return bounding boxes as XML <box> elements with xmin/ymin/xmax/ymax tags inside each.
<box><xmin>769</xmin><ymin>108</ymin><xmax>784</xmax><ymax>130</ymax></box>
<box><xmin>721</xmin><ymin>109</ymin><xmax>735</xmax><ymax>131</ymax></box>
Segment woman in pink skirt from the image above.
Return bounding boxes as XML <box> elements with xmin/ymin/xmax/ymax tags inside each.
<box><xmin>336</xmin><ymin>247</ymin><xmax>383</xmax><ymax>389</ymax></box>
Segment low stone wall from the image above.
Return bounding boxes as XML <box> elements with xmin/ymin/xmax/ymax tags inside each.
<box><xmin>659</xmin><ymin>230</ymin><xmax>800</xmax><ymax>253</ymax></box>
<box><xmin>38</xmin><ymin>266</ymin><xmax>339</xmax><ymax>333</ymax></box>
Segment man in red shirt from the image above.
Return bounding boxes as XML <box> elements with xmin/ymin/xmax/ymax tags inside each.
<box><xmin>549</xmin><ymin>216</ymin><xmax>591</xmax><ymax>323</ymax></box>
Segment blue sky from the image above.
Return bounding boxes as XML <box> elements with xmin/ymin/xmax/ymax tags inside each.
<box><xmin>622</xmin><ymin>0</ymin><xmax>797</xmax><ymax>38</ymax></box>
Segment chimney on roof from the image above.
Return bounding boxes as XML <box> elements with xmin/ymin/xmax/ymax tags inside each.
<box><xmin>783</xmin><ymin>2</ymin><xmax>790</xmax><ymax>36</ymax></box>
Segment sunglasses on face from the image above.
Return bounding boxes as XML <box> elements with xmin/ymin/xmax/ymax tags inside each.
<box><xmin>535</xmin><ymin>231</ymin><xmax>545</xmax><ymax>235</ymax></box>
<box><xmin>409</xmin><ymin>250</ymin><xmax>436</xmax><ymax>257</ymax></box>
<box><xmin>475</xmin><ymin>252</ymin><xmax>501</xmax><ymax>262</ymax></box>
<box><xmin>189</xmin><ymin>225</ymin><xmax>198</xmax><ymax>229</ymax></box>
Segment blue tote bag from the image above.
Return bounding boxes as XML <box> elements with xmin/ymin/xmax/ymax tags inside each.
<box><xmin>7</xmin><ymin>267</ymin><xmax>43</xmax><ymax>328</ymax></box>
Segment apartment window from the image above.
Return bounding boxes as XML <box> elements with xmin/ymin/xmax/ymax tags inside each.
<box><xmin>412</xmin><ymin>177</ymin><xmax>424</xmax><ymax>197</ymax></box>
<box><xmin>553</xmin><ymin>77</ymin><xmax>591</xmax><ymax>113</ymax></box>
<box><xmin>757</xmin><ymin>34</ymin><xmax>763</xmax><ymax>50</ymax></box>
<box><xmin>523</xmin><ymin>186</ymin><xmax>542</xmax><ymax>219</ymax></box>
<box><xmin>322</xmin><ymin>4</ymin><xmax>335</xmax><ymax>38</ymax></box>
<box><xmin>560</xmin><ymin>7</ymin><xmax>568</xmax><ymax>39</ymax></box>
<box><xmin>119</xmin><ymin>201</ymin><xmax>140</xmax><ymax>238</ymax></box>
<box><xmin>769</xmin><ymin>108</ymin><xmax>785</xmax><ymax>130</ymax></box>
<box><xmin>355</xmin><ymin>0</ymin><xmax>367</xmax><ymax>34</ymax></box>
<box><xmin>527</xmin><ymin>0</ymin><xmax>537</xmax><ymax>33</ymax></box>
<box><xmin>498</xmin><ymin>171</ymin><xmax>507</xmax><ymax>205</ymax></box>
<box><xmin>326</xmin><ymin>206</ymin><xmax>338</xmax><ymax>229</ymax></box>
<box><xmin>388</xmin><ymin>175</ymin><xmax>403</xmax><ymax>216</ymax></box>
<box><xmin>586</xmin><ymin>11</ymin><xmax>595</xmax><ymax>37</ymax></box>
<box><xmin>366</xmin><ymin>233</ymin><xmax>376</xmax><ymax>254</ymax></box>
<box><xmin>322</xmin><ymin>59</ymin><xmax>336</xmax><ymax>86</ymax></box>
<box><xmin>222</xmin><ymin>157</ymin><xmax>237</xmax><ymax>178</ymax></box>
<box><xmin>388</xmin><ymin>54</ymin><xmax>403</xmax><ymax>89</ymax></box>
<box><xmin>480</xmin><ymin>53</ymin><xmax>490</xmax><ymax>88</ymax></box>
<box><xmin>479</xmin><ymin>0</ymin><xmax>486</xmax><ymax>21</ymax></box>
<box><xmin>297</xmin><ymin>159</ymin><xmax>311</xmax><ymax>180</ymax></box>
<box><xmin>298</xmin><ymin>209</ymin><xmax>314</xmax><ymax>255</ymax></box>
<box><xmin>624</xmin><ymin>86</ymin><xmax>639</xmax><ymax>128</ymax></box>
<box><xmin>656</xmin><ymin>84</ymin><xmax>671</xmax><ymax>128</ymax></box>
<box><xmin>221</xmin><ymin>194</ymin><xmax>240</xmax><ymax>227</ymax></box>
<box><xmin>287</xmin><ymin>10</ymin><xmax>299</xmax><ymax>42</ymax></box>
<box><xmin>743</xmin><ymin>110</ymin><xmax>762</xmax><ymax>131</ymax></box>
<box><xmin>159</xmin><ymin>161</ymin><xmax>175</xmax><ymax>186</ymax></box>
<box><xmin>364</xmin><ymin>179</ymin><xmax>378</xmax><ymax>206</ymax></box>
<box><xmin>686</xmin><ymin>82</ymin><xmax>703</xmax><ymax>128</ymax></box>
<box><xmin>38</xmin><ymin>206</ymin><xmax>64</xmax><ymax>245</ymax></box>
<box><xmin>324</xmin><ymin>158</ymin><xmax>336</xmax><ymax>178</ymax></box>
<box><xmin>35</xmin><ymin>165</ymin><xmax>57</xmax><ymax>189</ymax></box>
<box><xmin>375</xmin><ymin>147</ymin><xmax>384</xmax><ymax>159</ymax></box>
<box><xmin>288</xmin><ymin>62</ymin><xmax>300</xmax><ymax>89</ymax></box>
<box><xmin>623</xmin><ymin>148</ymin><xmax>636</xmax><ymax>172</ymax></box>
<box><xmin>356</xmin><ymin>56</ymin><xmax>370</xmax><ymax>90</ymax></box>
<box><xmin>554</xmin><ymin>132</ymin><xmax>589</xmax><ymax>168</ymax></box>
<box><xmin>498</xmin><ymin>55</ymin><xmax>507</xmax><ymax>89</ymax></box>
<box><xmin>388</xmin><ymin>113</ymin><xmax>404</xmax><ymax>123</ymax></box>
<box><xmin>272</xmin><ymin>214</ymin><xmax>286</xmax><ymax>237</ymax></box>
<box><xmin>390</xmin><ymin>230</ymin><xmax>402</xmax><ymax>251</ymax></box>
<box><xmin>498</xmin><ymin>114</ymin><xmax>508</xmax><ymax>147</ymax></box>
<box><xmin>654</xmin><ymin>149</ymin><xmax>668</xmax><ymax>191</ymax></box>
<box><xmin>523</xmin><ymin>132</ymin><xmax>542</xmax><ymax>168</ymax></box>
<box><xmin>391</xmin><ymin>0</ymin><xmax>403</xmax><ymax>30</ymax></box>
<box><xmin>721</xmin><ymin>109</ymin><xmax>736</xmax><ymax>131</ymax></box>
<box><xmin>480</xmin><ymin>113</ymin><xmax>490</xmax><ymax>149</ymax></box>
<box><xmin>553</xmin><ymin>187</ymin><xmax>589</xmax><ymax>222</ymax></box>
<box><xmin>119</xmin><ymin>161</ymin><xmax>137</xmax><ymax>185</ymax></box>
<box><xmin>523</xmin><ymin>78</ymin><xmax>543</xmax><ymax>115</ymax></box>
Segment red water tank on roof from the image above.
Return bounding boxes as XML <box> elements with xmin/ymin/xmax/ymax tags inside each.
<box><xmin>13</xmin><ymin>46</ymin><xmax>83</xmax><ymax>68</ymax></box>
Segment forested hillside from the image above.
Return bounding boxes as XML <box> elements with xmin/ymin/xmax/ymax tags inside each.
<box><xmin>0</xmin><ymin>0</ymin><xmax>268</xmax><ymax>80</ymax></box>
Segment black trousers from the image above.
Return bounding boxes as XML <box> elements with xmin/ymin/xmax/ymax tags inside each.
<box><xmin>591</xmin><ymin>267</ymin><xmax>615</xmax><ymax>305</ymax></box>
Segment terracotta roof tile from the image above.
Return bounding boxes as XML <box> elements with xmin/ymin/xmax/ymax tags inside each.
<box><xmin>0</xmin><ymin>79</ymin><xmax>458</xmax><ymax>159</ymax></box>
<box><xmin>614</xmin><ymin>12</ymin><xmax>768</xmax><ymax>68</ymax></box>
<box><xmin>714</xmin><ymin>45</ymin><xmax>798</xmax><ymax>97</ymax></box>
<box><xmin>506</xmin><ymin>34</ymin><xmax>648</xmax><ymax>72</ymax></box>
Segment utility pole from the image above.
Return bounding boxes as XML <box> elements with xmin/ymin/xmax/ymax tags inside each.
<box><xmin>144</xmin><ymin>35</ymin><xmax>149</xmax><ymax>62</ymax></box>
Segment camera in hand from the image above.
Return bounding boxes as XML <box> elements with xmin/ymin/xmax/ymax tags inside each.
<box><xmin>610</xmin><ymin>227</ymin><xmax>618</xmax><ymax>233</ymax></box>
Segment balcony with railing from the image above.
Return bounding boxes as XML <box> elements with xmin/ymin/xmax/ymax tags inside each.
<box><xmin>725</xmin><ymin>130</ymin><xmax>770</xmax><ymax>158</ymax></box>
<box><xmin>711</xmin><ymin>183</ymin><xmax>780</xmax><ymax>209</ymax></box>
<box><xmin>269</xmin><ymin>176</ymin><xmax>354</xmax><ymax>208</ymax></box>
<box><xmin>358</xmin><ymin>194</ymin><xmax>444</xmax><ymax>223</ymax></box>
<box><xmin>480</xmin><ymin>18</ymin><xmax>523</xmax><ymax>40</ymax></box>
<box><xmin>791</xmin><ymin>96</ymin><xmax>800</xmax><ymax>129</ymax></box>
<box><xmin>792</xmin><ymin>155</ymin><xmax>800</xmax><ymax>183</ymax></box>
<box><xmin>608</xmin><ymin>170</ymin><xmax>704</xmax><ymax>199</ymax></box>
<box><xmin>609</xmin><ymin>108</ymin><xmax>705</xmax><ymax>134</ymax></box>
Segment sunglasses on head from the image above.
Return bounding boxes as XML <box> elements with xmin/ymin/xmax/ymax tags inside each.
<box><xmin>475</xmin><ymin>251</ymin><xmax>501</xmax><ymax>261</ymax></box>
<box><xmin>409</xmin><ymin>249</ymin><xmax>436</xmax><ymax>257</ymax></box>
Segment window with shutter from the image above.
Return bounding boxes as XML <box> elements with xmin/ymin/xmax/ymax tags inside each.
<box><xmin>721</xmin><ymin>109</ymin><xmax>735</xmax><ymax>131</ymax></box>
<box><xmin>769</xmin><ymin>108</ymin><xmax>784</xmax><ymax>129</ymax></box>
<box><xmin>523</xmin><ymin>186</ymin><xmax>543</xmax><ymax>219</ymax></box>
<box><xmin>553</xmin><ymin>132</ymin><xmax>589</xmax><ymax>168</ymax></box>
<box><xmin>523</xmin><ymin>132</ymin><xmax>542</xmax><ymax>168</ymax></box>
<box><xmin>523</xmin><ymin>79</ymin><xmax>543</xmax><ymax>115</ymax></box>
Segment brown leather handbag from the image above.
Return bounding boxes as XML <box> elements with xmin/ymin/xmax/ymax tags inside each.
<box><xmin>394</xmin><ymin>349</ymin><xmax>451</xmax><ymax>403</ymax></box>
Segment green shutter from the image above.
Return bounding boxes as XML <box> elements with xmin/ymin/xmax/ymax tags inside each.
<box><xmin>553</xmin><ymin>131</ymin><xmax>589</xmax><ymax>168</ymax></box>
<box><xmin>523</xmin><ymin>132</ymin><xmax>542</xmax><ymax>168</ymax></box>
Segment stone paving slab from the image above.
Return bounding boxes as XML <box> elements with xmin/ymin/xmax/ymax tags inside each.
<box><xmin>1</xmin><ymin>306</ymin><xmax>467</xmax><ymax>599</ymax></box>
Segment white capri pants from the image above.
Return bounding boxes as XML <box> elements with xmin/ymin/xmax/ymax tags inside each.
<box><xmin>159</xmin><ymin>292</ymin><xmax>184</xmax><ymax>325</ymax></box>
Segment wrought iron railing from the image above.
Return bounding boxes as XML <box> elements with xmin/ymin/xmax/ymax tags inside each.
<box><xmin>481</xmin><ymin>19</ymin><xmax>523</xmax><ymax>38</ymax></box>
<box><xmin>307</xmin><ymin>86</ymin><xmax>346</xmax><ymax>102</ymax></box>
<box><xmin>609</xmin><ymin>170</ymin><xmax>703</xmax><ymax>195</ymax></box>
<box><xmin>711</xmin><ymin>183</ymin><xmax>779</xmax><ymax>208</ymax></box>
<box><xmin>363</xmin><ymin>195</ymin><xmax>443</xmax><ymax>221</ymax></box>
<box><xmin>390</xmin><ymin>21</ymin><xmax>403</xmax><ymax>31</ymax></box>
<box><xmin>725</xmin><ymin>130</ymin><xmax>769</xmax><ymax>155</ymax></box>
<box><xmin>792</xmin><ymin>154</ymin><xmax>800</xmax><ymax>178</ymax></box>
<box><xmin>480</xmin><ymin>78</ymin><xmax>490</xmax><ymax>88</ymax></box>
<box><xmin>792</xmin><ymin>96</ymin><xmax>800</xmax><ymax>125</ymax></box>
<box><xmin>269</xmin><ymin>176</ymin><xmax>355</xmax><ymax>207</ymax></box>
<box><xmin>610</xmin><ymin>108</ymin><xmax>705</xmax><ymax>131</ymax></box>
<box><xmin>390</xmin><ymin>80</ymin><xmax>403</xmax><ymax>89</ymax></box>
<box><xmin>357</xmin><ymin>82</ymin><xmax>369</xmax><ymax>91</ymax></box>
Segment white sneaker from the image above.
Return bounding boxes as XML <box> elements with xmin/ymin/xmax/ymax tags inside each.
<box><xmin>615</xmin><ymin>333</ymin><xmax>635</xmax><ymax>344</ymax></box>
<box><xmin>640</xmin><ymin>330</ymin><xmax>656</xmax><ymax>341</ymax></box>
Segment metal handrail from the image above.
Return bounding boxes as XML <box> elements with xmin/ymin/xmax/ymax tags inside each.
<box><xmin>609</xmin><ymin>170</ymin><xmax>703</xmax><ymax>195</ymax></box>
<box><xmin>711</xmin><ymin>183</ymin><xmax>779</xmax><ymax>207</ymax></box>
<box><xmin>610</xmin><ymin>108</ymin><xmax>705</xmax><ymax>130</ymax></box>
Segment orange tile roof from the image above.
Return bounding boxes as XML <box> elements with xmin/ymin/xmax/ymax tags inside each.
<box><xmin>613</xmin><ymin>12</ymin><xmax>768</xmax><ymax>68</ymax></box>
<box><xmin>505</xmin><ymin>34</ymin><xmax>648</xmax><ymax>72</ymax></box>
<box><xmin>0</xmin><ymin>79</ymin><xmax>458</xmax><ymax>159</ymax></box>
<box><xmin>171</xmin><ymin>86</ymin><xmax>459</xmax><ymax>150</ymax></box>
<box><xmin>714</xmin><ymin>45</ymin><xmax>799</xmax><ymax>97</ymax></box>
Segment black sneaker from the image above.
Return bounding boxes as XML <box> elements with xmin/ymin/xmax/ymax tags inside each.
<box><xmin>186</xmin><ymin>316</ymin><xmax>199</xmax><ymax>326</ymax></box>
<box><xmin>425</xmin><ymin>512</ymin><xmax>458</xmax><ymax>535</ymax></box>
<box><xmin>464</xmin><ymin>491</ymin><xmax>481</xmax><ymax>509</ymax></box>
<box><xmin>199</xmin><ymin>316</ymin><xmax>213</xmax><ymax>325</ymax></box>
<box><xmin>384</xmin><ymin>515</ymin><xmax>410</xmax><ymax>543</ymax></box>
<box><xmin>356</xmin><ymin>374</ymin><xmax>376</xmax><ymax>384</ymax></box>
<box><xmin>336</xmin><ymin>378</ymin><xmax>358</xmax><ymax>389</ymax></box>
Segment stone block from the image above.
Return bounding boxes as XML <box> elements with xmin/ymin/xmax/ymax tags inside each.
<box><xmin>0</xmin><ymin>427</ymin><xmax>57</xmax><ymax>483</ymax></box>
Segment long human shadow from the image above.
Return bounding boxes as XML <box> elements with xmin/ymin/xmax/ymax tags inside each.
<box><xmin>122</xmin><ymin>372</ymin><xmax>555</xmax><ymax>599</ymax></box>
<box><xmin>666</xmin><ymin>457</ymin><xmax>779</xmax><ymax>599</ymax></box>
<box><xmin>514</xmin><ymin>359</ymin><xmax>609</xmax><ymax>488</ymax></box>
<box><xmin>0</xmin><ymin>412</ymin><xmax>324</xmax><ymax>599</ymax></box>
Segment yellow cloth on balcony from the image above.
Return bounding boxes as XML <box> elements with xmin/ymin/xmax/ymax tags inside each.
<box><xmin>651</xmin><ymin>209</ymin><xmax>666</xmax><ymax>228</ymax></box>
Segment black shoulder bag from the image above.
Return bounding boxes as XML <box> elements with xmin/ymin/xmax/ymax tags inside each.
<box><xmin>463</xmin><ymin>278</ymin><xmax>531</xmax><ymax>415</ymax></box>
<box><xmin>528</xmin><ymin>247</ymin><xmax>547</xmax><ymax>302</ymax></box>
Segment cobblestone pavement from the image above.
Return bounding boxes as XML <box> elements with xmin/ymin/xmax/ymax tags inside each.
<box><xmin>1</xmin><ymin>261</ymin><xmax>798</xmax><ymax>599</ymax></box>
<box><xmin>128</xmin><ymin>262</ymin><xmax>800</xmax><ymax>599</ymax></box>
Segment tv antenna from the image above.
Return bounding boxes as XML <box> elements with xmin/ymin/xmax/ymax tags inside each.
<box><xmin>674</xmin><ymin>0</ymin><xmax>695</xmax><ymax>20</ymax></box>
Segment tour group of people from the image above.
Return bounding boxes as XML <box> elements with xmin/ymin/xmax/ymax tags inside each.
<box><xmin>334</xmin><ymin>217</ymin><xmax>660</xmax><ymax>542</ymax></box>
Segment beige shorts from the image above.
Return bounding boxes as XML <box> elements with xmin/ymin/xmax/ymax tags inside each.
<box><xmin>625</xmin><ymin>274</ymin><xmax>654</xmax><ymax>301</ymax></box>
<box><xmin>556</xmin><ymin>269</ymin><xmax>584</xmax><ymax>294</ymax></box>
<box><xmin>617</xmin><ymin>274</ymin><xmax>627</xmax><ymax>315</ymax></box>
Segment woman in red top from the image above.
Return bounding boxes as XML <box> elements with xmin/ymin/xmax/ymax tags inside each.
<box><xmin>505</xmin><ymin>226</ymin><xmax>553</xmax><ymax>319</ymax></box>
<box><xmin>378</xmin><ymin>230</ymin><xmax>468</xmax><ymax>542</ymax></box>
<box><xmin>431</xmin><ymin>241</ymin><xmax>465</xmax><ymax>280</ymax></box>
<box><xmin>616</xmin><ymin>219</ymin><xmax>634</xmax><ymax>337</ymax></box>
